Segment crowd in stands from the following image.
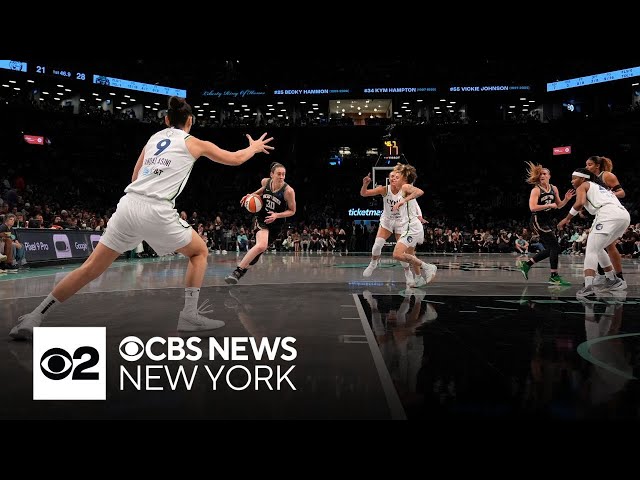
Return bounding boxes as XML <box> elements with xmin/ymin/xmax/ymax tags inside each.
<box><xmin>1</xmin><ymin>91</ymin><xmax>639</xmax><ymax>272</ymax></box>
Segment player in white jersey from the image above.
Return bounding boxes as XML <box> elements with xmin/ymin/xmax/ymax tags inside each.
<box><xmin>389</xmin><ymin>163</ymin><xmax>437</xmax><ymax>287</ymax></box>
<box><xmin>557</xmin><ymin>168</ymin><xmax>630</xmax><ymax>298</ymax></box>
<box><xmin>9</xmin><ymin>96</ymin><xmax>274</xmax><ymax>340</ymax></box>
<box><xmin>585</xmin><ymin>155</ymin><xmax>627</xmax><ymax>289</ymax></box>
<box><xmin>360</xmin><ymin>169</ymin><xmax>429</xmax><ymax>286</ymax></box>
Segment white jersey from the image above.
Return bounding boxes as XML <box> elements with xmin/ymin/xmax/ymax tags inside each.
<box><xmin>398</xmin><ymin>196</ymin><xmax>422</xmax><ymax>227</ymax></box>
<box><xmin>125</xmin><ymin>127</ymin><xmax>196</xmax><ymax>207</ymax></box>
<box><xmin>382</xmin><ymin>185</ymin><xmax>404</xmax><ymax>220</ymax></box>
<box><xmin>584</xmin><ymin>181</ymin><xmax>626</xmax><ymax>218</ymax></box>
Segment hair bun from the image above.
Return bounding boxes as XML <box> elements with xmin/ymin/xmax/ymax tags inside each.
<box><xmin>168</xmin><ymin>96</ymin><xmax>184</xmax><ymax>110</ymax></box>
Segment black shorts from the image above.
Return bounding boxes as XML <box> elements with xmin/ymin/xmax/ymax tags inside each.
<box><xmin>253</xmin><ymin>216</ymin><xmax>285</xmax><ymax>234</ymax></box>
<box><xmin>531</xmin><ymin>215</ymin><xmax>554</xmax><ymax>235</ymax></box>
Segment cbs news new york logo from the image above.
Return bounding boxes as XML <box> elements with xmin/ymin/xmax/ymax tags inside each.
<box><xmin>33</xmin><ymin>327</ymin><xmax>106</xmax><ymax>400</ymax></box>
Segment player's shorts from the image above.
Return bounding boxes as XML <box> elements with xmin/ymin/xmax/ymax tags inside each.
<box><xmin>100</xmin><ymin>192</ymin><xmax>193</xmax><ymax>256</ymax></box>
<box><xmin>253</xmin><ymin>215</ymin><xmax>285</xmax><ymax>234</ymax></box>
<box><xmin>397</xmin><ymin>220</ymin><xmax>424</xmax><ymax>247</ymax></box>
<box><xmin>590</xmin><ymin>207</ymin><xmax>630</xmax><ymax>239</ymax></box>
<box><xmin>379</xmin><ymin>215</ymin><xmax>404</xmax><ymax>235</ymax></box>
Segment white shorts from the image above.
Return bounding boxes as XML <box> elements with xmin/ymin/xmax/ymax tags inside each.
<box><xmin>100</xmin><ymin>193</ymin><xmax>193</xmax><ymax>256</ymax></box>
<box><xmin>589</xmin><ymin>209</ymin><xmax>630</xmax><ymax>248</ymax></box>
<box><xmin>397</xmin><ymin>221</ymin><xmax>424</xmax><ymax>247</ymax></box>
<box><xmin>379</xmin><ymin>215</ymin><xmax>404</xmax><ymax>235</ymax></box>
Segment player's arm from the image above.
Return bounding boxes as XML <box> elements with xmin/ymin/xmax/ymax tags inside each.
<box><xmin>253</xmin><ymin>178</ymin><xmax>268</xmax><ymax>196</ymax></box>
<box><xmin>131</xmin><ymin>148</ymin><xmax>145</xmax><ymax>182</ymax></box>
<box><xmin>360</xmin><ymin>173</ymin><xmax>386</xmax><ymax>197</ymax></box>
<box><xmin>276</xmin><ymin>186</ymin><xmax>297</xmax><ymax>219</ymax></box>
<box><xmin>186</xmin><ymin>133</ymin><xmax>274</xmax><ymax>166</ymax></box>
<box><xmin>554</xmin><ymin>185</ymin><xmax>575</xmax><ymax>208</ymax></box>
<box><xmin>604</xmin><ymin>172</ymin><xmax>625</xmax><ymax>198</ymax></box>
<box><xmin>415</xmin><ymin>202</ymin><xmax>428</xmax><ymax>224</ymax></box>
<box><xmin>241</xmin><ymin>179</ymin><xmax>268</xmax><ymax>205</ymax></box>
<box><xmin>558</xmin><ymin>182</ymin><xmax>589</xmax><ymax>229</ymax></box>
<box><xmin>393</xmin><ymin>184</ymin><xmax>423</xmax><ymax>211</ymax></box>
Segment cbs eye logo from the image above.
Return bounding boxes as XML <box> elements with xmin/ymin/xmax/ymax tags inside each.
<box><xmin>119</xmin><ymin>336</ymin><xmax>145</xmax><ymax>361</ymax></box>
<box><xmin>33</xmin><ymin>327</ymin><xmax>106</xmax><ymax>400</ymax></box>
<box><xmin>40</xmin><ymin>346</ymin><xmax>99</xmax><ymax>381</ymax></box>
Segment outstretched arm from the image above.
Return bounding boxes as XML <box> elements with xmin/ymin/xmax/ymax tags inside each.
<box><xmin>554</xmin><ymin>185</ymin><xmax>575</xmax><ymax>208</ymax></box>
<box><xmin>557</xmin><ymin>183</ymin><xmax>588</xmax><ymax>230</ymax></box>
<box><xmin>187</xmin><ymin>133</ymin><xmax>274</xmax><ymax>166</ymax></box>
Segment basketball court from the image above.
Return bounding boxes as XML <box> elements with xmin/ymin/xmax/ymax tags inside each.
<box><xmin>1</xmin><ymin>252</ymin><xmax>639</xmax><ymax>420</ymax></box>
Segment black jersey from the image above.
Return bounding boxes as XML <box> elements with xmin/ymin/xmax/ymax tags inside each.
<box><xmin>531</xmin><ymin>184</ymin><xmax>557</xmax><ymax>233</ymax></box>
<box><xmin>255</xmin><ymin>179</ymin><xmax>289</xmax><ymax>230</ymax></box>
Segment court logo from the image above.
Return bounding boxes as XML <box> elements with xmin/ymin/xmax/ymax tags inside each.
<box><xmin>33</xmin><ymin>327</ymin><xmax>106</xmax><ymax>400</ymax></box>
<box><xmin>595</xmin><ymin>223</ymin><xmax>603</xmax><ymax>230</ymax></box>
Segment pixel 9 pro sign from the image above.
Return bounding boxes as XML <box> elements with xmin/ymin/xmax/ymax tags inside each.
<box><xmin>15</xmin><ymin>229</ymin><xmax>103</xmax><ymax>263</ymax></box>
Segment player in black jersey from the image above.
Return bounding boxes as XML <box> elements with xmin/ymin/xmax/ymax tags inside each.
<box><xmin>517</xmin><ymin>162</ymin><xmax>574</xmax><ymax>286</ymax></box>
<box><xmin>585</xmin><ymin>155</ymin><xmax>627</xmax><ymax>290</ymax></box>
<box><xmin>225</xmin><ymin>162</ymin><xmax>296</xmax><ymax>284</ymax></box>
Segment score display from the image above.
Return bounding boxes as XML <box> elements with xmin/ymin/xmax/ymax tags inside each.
<box><xmin>547</xmin><ymin>65</ymin><xmax>640</xmax><ymax>92</ymax></box>
<box><xmin>32</xmin><ymin>63</ymin><xmax>87</xmax><ymax>81</ymax></box>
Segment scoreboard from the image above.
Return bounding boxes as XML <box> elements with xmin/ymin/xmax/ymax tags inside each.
<box><xmin>31</xmin><ymin>63</ymin><xmax>88</xmax><ymax>81</ymax></box>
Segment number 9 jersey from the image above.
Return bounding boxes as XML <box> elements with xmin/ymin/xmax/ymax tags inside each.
<box><xmin>125</xmin><ymin>128</ymin><xmax>196</xmax><ymax>207</ymax></box>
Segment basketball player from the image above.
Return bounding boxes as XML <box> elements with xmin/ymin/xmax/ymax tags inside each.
<box><xmin>389</xmin><ymin>163</ymin><xmax>437</xmax><ymax>287</ymax></box>
<box><xmin>517</xmin><ymin>162</ymin><xmax>574</xmax><ymax>286</ymax></box>
<box><xmin>557</xmin><ymin>168</ymin><xmax>629</xmax><ymax>298</ymax></box>
<box><xmin>225</xmin><ymin>162</ymin><xmax>296</xmax><ymax>284</ymax></box>
<box><xmin>584</xmin><ymin>155</ymin><xmax>627</xmax><ymax>289</ymax></box>
<box><xmin>360</xmin><ymin>169</ymin><xmax>432</xmax><ymax>287</ymax></box>
<box><xmin>9</xmin><ymin>96</ymin><xmax>274</xmax><ymax>340</ymax></box>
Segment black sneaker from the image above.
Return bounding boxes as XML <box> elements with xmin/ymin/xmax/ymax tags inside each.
<box><xmin>225</xmin><ymin>267</ymin><xmax>247</xmax><ymax>285</ymax></box>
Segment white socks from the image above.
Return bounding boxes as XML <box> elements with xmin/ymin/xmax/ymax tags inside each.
<box><xmin>34</xmin><ymin>293</ymin><xmax>60</xmax><ymax>319</ymax></box>
<box><xmin>184</xmin><ymin>287</ymin><xmax>200</xmax><ymax>315</ymax></box>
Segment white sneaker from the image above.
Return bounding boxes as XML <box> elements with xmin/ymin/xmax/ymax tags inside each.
<box><xmin>363</xmin><ymin>260</ymin><xmax>379</xmax><ymax>277</ymax></box>
<box><xmin>414</xmin><ymin>276</ymin><xmax>427</xmax><ymax>288</ymax></box>
<box><xmin>592</xmin><ymin>274</ymin><xmax>606</xmax><ymax>286</ymax></box>
<box><xmin>421</xmin><ymin>263</ymin><xmax>437</xmax><ymax>284</ymax></box>
<box><xmin>597</xmin><ymin>277</ymin><xmax>625</xmax><ymax>292</ymax></box>
<box><xmin>177</xmin><ymin>300</ymin><xmax>225</xmax><ymax>332</ymax></box>
<box><xmin>404</xmin><ymin>269</ymin><xmax>415</xmax><ymax>287</ymax></box>
<box><xmin>9</xmin><ymin>312</ymin><xmax>43</xmax><ymax>341</ymax></box>
<box><xmin>576</xmin><ymin>285</ymin><xmax>597</xmax><ymax>298</ymax></box>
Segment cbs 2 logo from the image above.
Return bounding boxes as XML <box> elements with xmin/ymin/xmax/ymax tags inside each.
<box><xmin>40</xmin><ymin>347</ymin><xmax>100</xmax><ymax>381</ymax></box>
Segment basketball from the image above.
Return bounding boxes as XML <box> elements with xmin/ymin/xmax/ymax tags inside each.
<box><xmin>244</xmin><ymin>194</ymin><xmax>263</xmax><ymax>213</ymax></box>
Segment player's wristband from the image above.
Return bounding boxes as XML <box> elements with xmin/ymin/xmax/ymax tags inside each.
<box><xmin>569</xmin><ymin>207</ymin><xmax>579</xmax><ymax>217</ymax></box>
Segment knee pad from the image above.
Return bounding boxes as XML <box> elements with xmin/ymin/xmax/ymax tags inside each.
<box><xmin>372</xmin><ymin>236</ymin><xmax>386</xmax><ymax>256</ymax></box>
